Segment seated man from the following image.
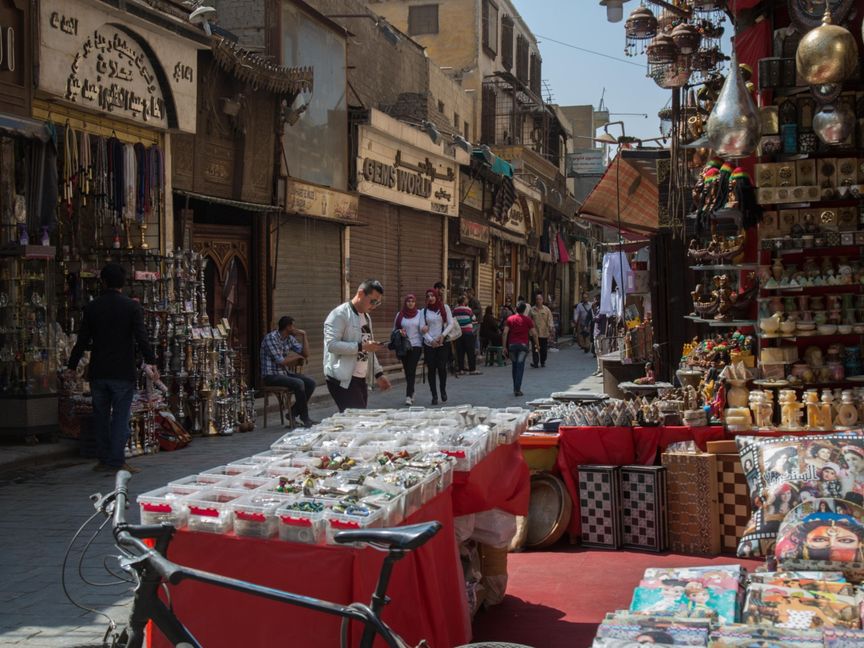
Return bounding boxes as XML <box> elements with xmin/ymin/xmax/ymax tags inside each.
<box><xmin>260</xmin><ymin>315</ymin><xmax>317</xmax><ymax>427</ymax></box>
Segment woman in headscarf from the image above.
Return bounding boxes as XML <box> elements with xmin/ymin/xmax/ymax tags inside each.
<box><xmin>479</xmin><ymin>305</ymin><xmax>502</xmax><ymax>352</ymax></box>
<box><xmin>420</xmin><ymin>288</ymin><xmax>455</xmax><ymax>405</ymax></box>
<box><xmin>393</xmin><ymin>294</ymin><xmax>423</xmax><ymax>406</ymax></box>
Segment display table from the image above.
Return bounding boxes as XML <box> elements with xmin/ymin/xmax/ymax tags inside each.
<box><xmin>599</xmin><ymin>351</ymin><xmax>646</xmax><ymax>399</ymax></box>
<box><xmin>149</xmin><ymin>443</ymin><xmax>529</xmax><ymax>648</ymax></box>
<box><xmin>555</xmin><ymin>425</ymin><xmax>727</xmax><ymax>540</ymax></box>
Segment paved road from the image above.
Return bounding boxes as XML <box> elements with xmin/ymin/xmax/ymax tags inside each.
<box><xmin>0</xmin><ymin>342</ymin><xmax>601</xmax><ymax>647</ymax></box>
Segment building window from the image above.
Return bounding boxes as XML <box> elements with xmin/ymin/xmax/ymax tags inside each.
<box><xmin>464</xmin><ymin>120</ymin><xmax>469</xmax><ymax>140</ymax></box>
<box><xmin>501</xmin><ymin>15</ymin><xmax>514</xmax><ymax>71</ymax></box>
<box><xmin>530</xmin><ymin>52</ymin><xmax>542</xmax><ymax>96</ymax></box>
<box><xmin>438</xmin><ymin>99</ymin><xmax>445</xmax><ymax>114</ymax></box>
<box><xmin>408</xmin><ymin>4</ymin><xmax>439</xmax><ymax>36</ymax></box>
<box><xmin>515</xmin><ymin>34</ymin><xmax>529</xmax><ymax>84</ymax></box>
<box><xmin>482</xmin><ymin>0</ymin><xmax>498</xmax><ymax>56</ymax></box>
<box><xmin>453</xmin><ymin>112</ymin><xmax>460</xmax><ymax>129</ymax></box>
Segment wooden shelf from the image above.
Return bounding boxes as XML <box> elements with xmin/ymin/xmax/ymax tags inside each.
<box><xmin>690</xmin><ymin>264</ymin><xmax>759</xmax><ymax>271</ymax></box>
<box><xmin>685</xmin><ymin>316</ymin><xmax>757</xmax><ymax>328</ymax></box>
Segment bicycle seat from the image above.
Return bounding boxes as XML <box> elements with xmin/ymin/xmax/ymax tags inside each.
<box><xmin>333</xmin><ymin>521</ymin><xmax>442</xmax><ymax>550</ymax></box>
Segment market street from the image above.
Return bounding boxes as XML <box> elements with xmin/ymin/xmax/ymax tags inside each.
<box><xmin>0</xmin><ymin>342</ymin><xmax>600</xmax><ymax>648</ymax></box>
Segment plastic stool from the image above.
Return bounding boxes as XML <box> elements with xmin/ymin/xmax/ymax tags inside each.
<box><xmin>485</xmin><ymin>346</ymin><xmax>505</xmax><ymax>367</ymax></box>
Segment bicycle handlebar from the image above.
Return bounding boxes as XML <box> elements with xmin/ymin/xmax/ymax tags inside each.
<box><xmin>111</xmin><ymin>470</ymin><xmax>183</xmax><ymax>585</ymax></box>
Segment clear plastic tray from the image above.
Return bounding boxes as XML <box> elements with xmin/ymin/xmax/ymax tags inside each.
<box><xmin>231</xmin><ymin>492</ymin><xmax>293</xmax><ymax>538</ymax></box>
<box><xmin>324</xmin><ymin>507</ymin><xmax>383</xmax><ymax>544</ymax></box>
<box><xmin>200</xmin><ymin>464</ymin><xmax>261</xmax><ymax>478</ymax></box>
<box><xmin>185</xmin><ymin>488</ymin><xmax>247</xmax><ymax>534</ymax></box>
<box><xmin>224</xmin><ymin>475</ymin><xmax>276</xmax><ymax>492</ymax></box>
<box><xmin>276</xmin><ymin>499</ymin><xmax>328</xmax><ymax>544</ymax></box>
<box><xmin>168</xmin><ymin>473</ymin><xmax>231</xmax><ymax>489</ymax></box>
<box><xmin>361</xmin><ymin>491</ymin><xmax>404</xmax><ymax>528</ymax></box>
<box><xmin>137</xmin><ymin>484</ymin><xmax>199</xmax><ymax>527</ymax></box>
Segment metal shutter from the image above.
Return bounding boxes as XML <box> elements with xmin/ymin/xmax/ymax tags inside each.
<box><xmin>478</xmin><ymin>257</ymin><xmax>494</xmax><ymax>313</ymax></box>
<box><xmin>397</xmin><ymin>207</ymin><xmax>443</xmax><ymax>299</ymax></box>
<box><xmin>272</xmin><ymin>216</ymin><xmax>343</xmax><ymax>385</ymax></box>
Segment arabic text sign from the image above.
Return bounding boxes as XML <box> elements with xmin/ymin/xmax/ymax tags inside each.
<box><xmin>356</xmin><ymin>125</ymin><xmax>458</xmax><ymax>217</ymax></box>
<box><xmin>39</xmin><ymin>0</ymin><xmax>198</xmax><ymax>133</ymax></box>
<box><xmin>566</xmin><ymin>149</ymin><xmax>605</xmax><ymax>176</ymax></box>
<box><xmin>285</xmin><ymin>178</ymin><xmax>359</xmax><ymax>223</ymax></box>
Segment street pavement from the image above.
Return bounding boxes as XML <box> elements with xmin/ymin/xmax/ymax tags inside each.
<box><xmin>0</xmin><ymin>341</ymin><xmax>601</xmax><ymax>647</ymax></box>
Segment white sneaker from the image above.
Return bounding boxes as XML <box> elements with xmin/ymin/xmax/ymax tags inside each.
<box><xmin>405</xmin><ymin>396</ymin><xmax>413</xmax><ymax>406</ymax></box>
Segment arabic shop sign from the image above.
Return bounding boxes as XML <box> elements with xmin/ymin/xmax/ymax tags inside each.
<box><xmin>285</xmin><ymin>178</ymin><xmax>359</xmax><ymax>223</ymax></box>
<box><xmin>357</xmin><ymin>126</ymin><xmax>458</xmax><ymax>217</ymax></box>
<box><xmin>39</xmin><ymin>0</ymin><xmax>198</xmax><ymax>133</ymax></box>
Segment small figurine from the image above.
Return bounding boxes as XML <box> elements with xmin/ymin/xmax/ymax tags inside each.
<box><xmin>779</xmin><ymin>389</ymin><xmax>804</xmax><ymax>430</ymax></box>
<box><xmin>634</xmin><ymin>362</ymin><xmax>656</xmax><ymax>385</ymax></box>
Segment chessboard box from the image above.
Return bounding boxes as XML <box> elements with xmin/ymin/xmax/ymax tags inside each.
<box><xmin>577</xmin><ymin>465</ymin><xmax>622</xmax><ymax>549</ymax></box>
<box><xmin>661</xmin><ymin>451</ymin><xmax>721</xmax><ymax>556</ymax></box>
<box><xmin>619</xmin><ymin>465</ymin><xmax>669</xmax><ymax>553</ymax></box>
<box><xmin>714</xmin><ymin>452</ymin><xmax>752</xmax><ymax>555</ymax></box>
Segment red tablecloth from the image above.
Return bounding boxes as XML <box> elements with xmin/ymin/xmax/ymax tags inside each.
<box><xmin>556</xmin><ymin>425</ymin><xmax>728</xmax><ymax>541</ymax></box>
<box><xmin>452</xmin><ymin>441</ymin><xmax>531</xmax><ymax>517</ymax></box>
<box><xmin>150</xmin><ymin>489</ymin><xmax>469</xmax><ymax>648</ymax></box>
<box><xmin>148</xmin><ymin>443</ymin><xmax>529</xmax><ymax>648</ymax></box>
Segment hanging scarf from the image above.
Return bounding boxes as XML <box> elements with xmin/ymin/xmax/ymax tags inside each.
<box><xmin>424</xmin><ymin>288</ymin><xmax>447</xmax><ymax>323</ymax></box>
<box><xmin>134</xmin><ymin>142</ymin><xmax>146</xmax><ymax>222</ymax></box>
<box><xmin>123</xmin><ymin>143</ymin><xmax>136</xmax><ymax>222</ymax></box>
<box><xmin>148</xmin><ymin>144</ymin><xmax>163</xmax><ymax>221</ymax></box>
<box><xmin>108</xmin><ymin>136</ymin><xmax>125</xmax><ymax>221</ymax></box>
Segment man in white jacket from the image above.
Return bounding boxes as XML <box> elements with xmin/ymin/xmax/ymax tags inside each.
<box><xmin>323</xmin><ymin>279</ymin><xmax>392</xmax><ymax>411</ymax></box>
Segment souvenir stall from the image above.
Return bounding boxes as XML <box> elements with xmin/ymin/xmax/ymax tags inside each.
<box><xmin>134</xmin><ymin>405</ymin><xmax>531</xmax><ymax>648</ymax></box>
<box><xmin>32</xmin><ymin>0</ymin><xmax>254</xmax><ymax>449</ymax></box>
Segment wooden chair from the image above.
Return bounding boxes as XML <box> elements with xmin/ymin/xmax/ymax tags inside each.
<box><xmin>261</xmin><ymin>386</ymin><xmax>297</xmax><ymax>429</ymax></box>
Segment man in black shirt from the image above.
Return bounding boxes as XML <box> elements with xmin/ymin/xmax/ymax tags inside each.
<box><xmin>66</xmin><ymin>263</ymin><xmax>159</xmax><ymax>473</ymax></box>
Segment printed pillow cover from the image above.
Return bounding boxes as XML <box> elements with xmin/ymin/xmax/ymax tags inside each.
<box><xmin>735</xmin><ymin>433</ymin><xmax>864</xmax><ymax>558</ymax></box>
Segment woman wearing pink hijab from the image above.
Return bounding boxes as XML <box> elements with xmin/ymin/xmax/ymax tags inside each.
<box><xmin>420</xmin><ymin>288</ymin><xmax>455</xmax><ymax>405</ymax></box>
<box><xmin>393</xmin><ymin>294</ymin><xmax>423</xmax><ymax>406</ymax></box>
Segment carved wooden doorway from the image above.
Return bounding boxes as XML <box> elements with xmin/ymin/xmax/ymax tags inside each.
<box><xmin>193</xmin><ymin>224</ymin><xmax>252</xmax><ymax>383</ymax></box>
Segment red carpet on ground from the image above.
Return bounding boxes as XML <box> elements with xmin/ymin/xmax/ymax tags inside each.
<box><xmin>471</xmin><ymin>543</ymin><xmax>763</xmax><ymax>648</ymax></box>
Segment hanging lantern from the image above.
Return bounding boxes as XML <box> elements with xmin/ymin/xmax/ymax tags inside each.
<box><xmin>646</xmin><ymin>34</ymin><xmax>679</xmax><ymax>65</ymax></box>
<box><xmin>693</xmin><ymin>0</ymin><xmax>724</xmax><ymax>12</ymax></box>
<box><xmin>624</xmin><ymin>6</ymin><xmax>658</xmax><ymax>56</ymax></box>
<box><xmin>649</xmin><ymin>54</ymin><xmax>691</xmax><ymax>89</ymax></box>
<box><xmin>656</xmin><ymin>9</ymin><xmax>679</xmax><ymax>34</ymax></box>
<box><xmin>671</xmin><ymin>23</ymin><xmax>702</xmax><ymax>55</ymax></box>
<box><xmin>796</xmin><ymin>8</ymin><xmax>858</xmax><ymax>85</ymax></box>
<box><xmin>813</xmin><ymin>103</ymin><xmax>856</xmax><ymax>144</ymax></box>
<box><xmin>658</xmin><ymin>107</ymin><xmax>673</xmax><ymax>138</ymax></box>
<box><xmin>705</xmin><ymin>53</ymin><xmax>761</xmax><ymax>158</ymax></box>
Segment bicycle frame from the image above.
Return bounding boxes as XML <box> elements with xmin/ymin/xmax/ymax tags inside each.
<box><xmin>103</xmin><ymin>474</ymin><xmax>411</xmax><ymax>648</ymax></box>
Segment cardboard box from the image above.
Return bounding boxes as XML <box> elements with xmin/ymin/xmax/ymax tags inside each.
<box><xmin>661</xmin><ymin>452</ymin><xmax>720</xmax><ymax>556</ymax></box>
<box><xmin>706</xmin><ymin>440</ymin><xmax>738</xmax><ymax>454</ymax></box>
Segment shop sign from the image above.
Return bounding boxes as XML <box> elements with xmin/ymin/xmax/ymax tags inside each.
<box><xmin>459</xmin><ymin>218</ymin><xmax>489</xmax><ymax>247</ymax></box>
<box><xmin>460</xmin><ymin>171</ymin><xmax>490</xmax><ymax>213</ymax></box>
<box><xmin>357</xmin><ymin>125</ymin><xmax>458</xmax><ymax>217</ymax></box>
<box><xmin>285</xmin><ymin>178</ymin><xmax>359</xmax><ymax>223</ymax></box>
<box><xmin>566</xmin><ymin>149</ymin><xmax>605</xmax><ymax>176</ymax></box>
<box><xmin>39</xmin><ymin>0</ymin><xmax>198</xmax><ymax>133</ymax></box>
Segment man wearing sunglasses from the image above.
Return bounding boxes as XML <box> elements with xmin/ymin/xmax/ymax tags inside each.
<box><xmin>323</xmin><ymin>279</ymin><xmax>391</xmax><ymax>411</ymax></box>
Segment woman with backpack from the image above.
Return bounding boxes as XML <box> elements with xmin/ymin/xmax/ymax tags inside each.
<box><xmin>391</xmin><ymin>294</ymin><xmax>423</xmax><ymax>406</ymax></box>
<box><xmin>420</xmin><ymin>288</ymin><xmax>455</xmax><ymax>405</ymax></box>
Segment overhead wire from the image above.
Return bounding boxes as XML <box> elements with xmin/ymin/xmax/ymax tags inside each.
<box><xmin>533</xmin><ymin>34</ymin><xmax>645</xmax><ymax>68</ymax></box>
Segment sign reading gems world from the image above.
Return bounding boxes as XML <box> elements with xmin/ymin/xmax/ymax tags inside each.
<box><xmin>61</xmin><ymin>24</ymin><xmax>167</xmax><ymax>126</ymax></box>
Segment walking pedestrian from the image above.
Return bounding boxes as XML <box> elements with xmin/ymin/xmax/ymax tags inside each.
<box><xmin>529</xmin><ymin>292</ymin><xmax>554</xmax><ymax>368</ymax></box>
<box><xmin>433</xmin><ymin>281</ymin><xmax>457</xmax><ymax>375</ymax></box>
<box><xmin>573</xmin><ymin>291</ymin><xmax>593</xmax><ymax>353</ymax></box>
<box><xmin>452</xmin><ymin>296</ymin><xmax>480</xmax><ymax>375</ymax></box>
<box><xmin>66</xmin><ymin>263</ymin><xmax>159</xmax><ymax>473</ymax></box>
<box><xmin>502</xmin><ymin>301</ymin><xmax>537</xmax><ymax>397</ymax></box>
<box><xmin>260</xmin><ymin>316</ymin><xmax>318</xmax><ymax>427</ymax></box>
<box><xmin>592</xmin><ymin>295</ymin><xmax>607</xmax><ymax>375</ymax></box>
<box><xmin>479</xmin><ymin>305</ymin><xmax>502</xmax><ymax>351</ymax></box>
<box><xmin>393</xmin><ymin>294</ymin><xmax>423</xmax><ymax>406</ymax></box>
<box><xmin>420</xmin><ymin>287</ymin><xmax>455</xmax><ymax>405</ymax></box>
<box><xmin>323</xmin><ymin>279</ymin><xmax>391</xmax><ymax>412</ymax></box>
<box><xmin>499</xmin><ymin>296</ymin><xmax>515</xmax><ymax>325</ymax></box>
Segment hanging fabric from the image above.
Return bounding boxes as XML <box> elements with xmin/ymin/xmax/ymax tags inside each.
<box><xmin>108</xmin><ymin>136</ymin><xmax>125</xmax><ymax>221</ymax></box>
<box><xmin>600</xmin><ymin>250</ymin><xmax>632</xmax><ymax>317</ymax></box>
<box><xmin>556</xmin><ymin>233</ymin><xmax>570</xmax><ymax>264</ymax></box>
<box><xmin>123</xmin><ymin>143</ymin><xmax>136</xmax><ymax>222</ymax></box>
<box><xmin>134</xmin><ymin>142</ymin><xmax>146</xmax><ymax>222</ymax></box>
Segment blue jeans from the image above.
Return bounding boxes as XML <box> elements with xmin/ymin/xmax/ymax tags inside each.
<box><xmin>90</xmin><ymin>379</ymin><xmax>135</xmax><ymax>467</ymax></box>
<box><xmin>509</xmin><ymin>343</ymin><xmax>529</xmax><ymax>392</ymax></box>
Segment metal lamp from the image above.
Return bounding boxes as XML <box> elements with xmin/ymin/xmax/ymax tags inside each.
<box><xmin>600</xmin><ymin>0</ymin><xmax>631</xmax><ymax>23</ymax></box>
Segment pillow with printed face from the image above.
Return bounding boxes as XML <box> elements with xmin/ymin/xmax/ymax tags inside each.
<box><xmin>775</xmin><ymin>497</ymin><xmax>864</xmax><ymax>576</ymax></box>
<box><xmin>735</xmin><ymin>434</ymin><xmax>864</xmax><ymax>558</ymax></box>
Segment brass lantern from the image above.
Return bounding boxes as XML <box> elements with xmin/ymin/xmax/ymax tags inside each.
<box><xmin>671</xmin><ymin>23</ymin><xmax>702</xmax><ymax>55</ymax></box>
<box><xmin>813</xmin><ymin>103</ymin><xmax>856</xmax><ymax>144</ymax></box>
<box><xmin>796</xmin><ymin>8</ymin><xmax>858</xmax><ymax>85</ymax></box>
<box><xmin>624</xmin><ymin>6</ymin><xmax>657</xmax><ymax>56</ymax></box>
<box><xmin>646</xmin><ymin>34</ymin><xmax>679</xmax><ymax>65</ymax></box>
<box><xmin>705</xmin><ymin>53</ymin><xmax>761</xmax><ymax>158</ymax></box>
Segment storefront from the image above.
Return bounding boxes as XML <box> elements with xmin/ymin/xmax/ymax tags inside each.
<box><xmin>351</xmin><ymin>109</ymin><xmax>461</xmax><ymax>367</ymax></box>
<box><xmin>459</xmin><ymin>170</ymin><xmax>494</xmax><ymax>310</ymax></box>
<box><xmin>272</xmin><ymin>178</ymin><xmax>358</xmax><ymax>386</ymax></box>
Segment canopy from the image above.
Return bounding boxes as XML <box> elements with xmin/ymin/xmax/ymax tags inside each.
<box><xmin>577</xmin><ymin>150</ymin><xmax>667</xmax><ymax>236</ymax></box>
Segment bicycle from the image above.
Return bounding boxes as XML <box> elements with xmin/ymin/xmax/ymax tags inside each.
<box><xmin>67</xmin><ymin>470</ymin><xmax>534</xmax><ymax>648</ymax></box>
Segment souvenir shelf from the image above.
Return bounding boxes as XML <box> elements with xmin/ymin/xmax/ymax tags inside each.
<box><xmin>0</xmin><ymin>244</ymin><xmax>58</xmax><ymax>439</ymax></box>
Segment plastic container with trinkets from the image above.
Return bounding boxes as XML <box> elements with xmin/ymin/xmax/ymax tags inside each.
<box><xmin>137</xmin><ymin>484</ymin><xmax>200</xmax><ymax>527</ymax></box>
<box><xmin>184</xmin><ymin>488</ymin><xmax>247</xmax><ymax>534</ymax></box>
<box><xmin>324</xmin><ymin>503</ymin><xmax>384</xmax><ymax>545</ymax></box>
<box><xmin>276</xmin><ymin>498</ymin><xmax>329</xmax><ymax>544</ymax></box>
<box><xmin>231</xmin><ymin>492</ymin><xmax>294</xmax><ymax>538</ymax></box>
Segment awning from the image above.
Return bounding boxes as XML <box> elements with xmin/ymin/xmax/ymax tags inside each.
<box><xmin>0</xmin><ymin>115</ymin><xmax>51</xmax><ymax>142</ymax></box>
<box><xmin>490</xmin><ymin>227</ymin><xmax>526</xmax><ymax>245</ymax></box>
<box><xmin>174</xmin><ymin>189</ymin><xmax>280</xmax><ymax>213</ymax></box>
<box><xmin>577</xmin><ymin>150</ymin><xmax>667</xmax><ymax>236</ymax></box>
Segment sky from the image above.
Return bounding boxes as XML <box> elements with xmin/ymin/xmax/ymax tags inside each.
<box><xmin>511</xmin><ymin>0</ymin><xmax>730</xmax><ymax>143</ymax></box>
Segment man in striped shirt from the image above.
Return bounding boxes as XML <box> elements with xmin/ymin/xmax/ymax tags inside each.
<box><xmin>452</xmin><ymin>296</ymin><xmax>480</xmax><ymax>375</ymax></box>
